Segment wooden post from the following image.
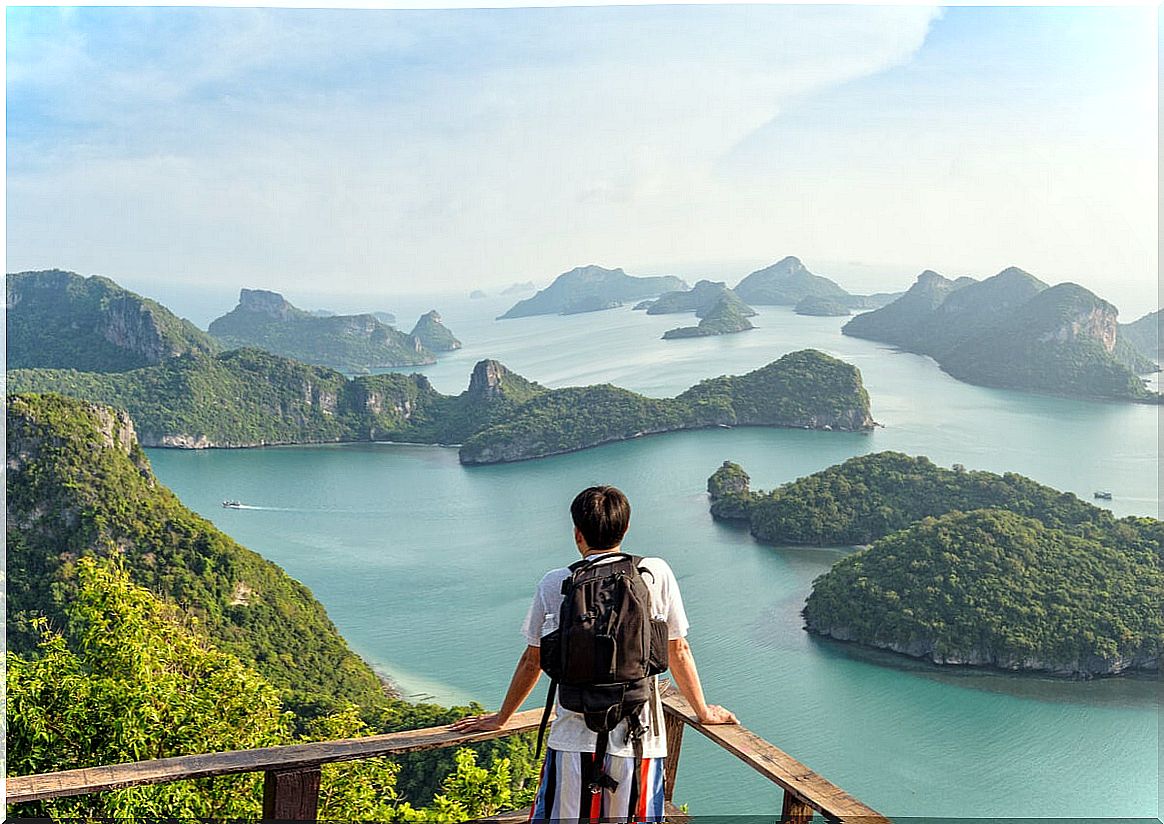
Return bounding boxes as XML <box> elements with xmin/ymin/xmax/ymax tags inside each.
<box><xmin>662</xmin><ymin>709</ymin><xmax>686</xmax><ymax>802</ymax></box>
<box><xmin>262</xmin><ymin>766</ymin><xmax>321</xmax><ymax>820</ymax></box>
<box><xmin>780</xmin><ymin>789</ymin><xmax>815</xmax><ymax>824</ymax></box>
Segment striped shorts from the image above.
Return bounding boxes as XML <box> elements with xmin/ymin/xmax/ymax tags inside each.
<box><xmin>528</xmin><ymin>747</ymin><xmax>666</xmax><ymax>822</ymax></box>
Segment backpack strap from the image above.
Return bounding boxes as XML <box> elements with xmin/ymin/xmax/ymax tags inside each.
<box><xmin>535</xmin><ymin>678</ymin><xmax>557</xmax><ymax>760</ymax></box>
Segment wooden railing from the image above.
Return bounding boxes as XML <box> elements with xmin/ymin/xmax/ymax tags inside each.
<box><xmin>7</xmin><ymin>694</ymin><xmax>891</xmax><ymax>823</ymax></box>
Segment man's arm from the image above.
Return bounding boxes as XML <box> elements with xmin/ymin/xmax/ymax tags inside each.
<box><xmin>668</xmin><ymin>636</ymin><xmax>737</xmax><ymax>725</ymax></box>
<box><xmin>450</xmin><ymin>645</ymin><xmax>543</xmax><ymax>732</ymax></box>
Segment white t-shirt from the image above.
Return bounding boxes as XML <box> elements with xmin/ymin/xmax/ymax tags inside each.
<box><xmin>520</xmin><ymin>554</ymin><xmax>689</xmax><ymax>758</ymax></box>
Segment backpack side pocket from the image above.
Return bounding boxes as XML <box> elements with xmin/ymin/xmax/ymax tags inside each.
<box><xmin>647</xmin><ymin>619</ymin><xmax>669</xmax><ymax>675</ymax></box>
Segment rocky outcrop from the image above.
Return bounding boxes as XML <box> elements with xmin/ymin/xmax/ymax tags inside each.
<box><xmin>409</xmin><ymin>310</ymin><xmax>462</xmax><ymax>352</ymax></box>
<box><xmin>236</xmin><ymin>288</ymin><xmax>301</xmax><ymax>321</ymax></box>
<box><xmin>707</xmin><ymin>461</ymin><xmax>754</xmax><ymax>521</ymax></box>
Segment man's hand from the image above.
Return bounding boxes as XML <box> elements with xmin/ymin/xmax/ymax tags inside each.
<box><xmin>449</xmin><ymin>712</ymin><xmax>507</xmax><ymax>733</ymax></box>
<box><xmin>697</xmin><ymin>704</ymin><xmax>738</xmax><ymax>725</ymax></box>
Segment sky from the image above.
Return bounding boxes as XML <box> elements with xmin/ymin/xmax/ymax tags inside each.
<box><xmin>5</xmin><ymin>4</ymin><xmax>1160</xmax><ymax>318</ymax></box>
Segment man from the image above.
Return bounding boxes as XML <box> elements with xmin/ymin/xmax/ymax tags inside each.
<box><xmin>452</xmin><ymin>485</ymin><xmax>737</xmax><ymax>821</ymax></box>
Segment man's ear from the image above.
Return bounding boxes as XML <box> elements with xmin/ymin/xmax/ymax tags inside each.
<box><xmin>573</xmin><ymin>526</ymin><xmax>585</xmax><ymax>548</ymax></box>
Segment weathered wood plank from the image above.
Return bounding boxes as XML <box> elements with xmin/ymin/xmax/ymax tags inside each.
<box><xmin>6</xmin><ymin>707</ymin><xmax>543</xmax><ymax>804</ymax></box>
<box><xmin>781</xmin><ymin>788</ymin><xmax>815</xmax><ymax>823</ymax></box>
<box><xmin>262</xmin><ymin>767</ymin><xmax>320</xmax><ymax>820</ymax></box>
<box><xmin>662</xmin><ymin>706</ymin><xmax>686</xmax><ymax>802</ymax></box>
<box><xmin>661</xmin><ymin>694</ymin><xmax>891</xmax><ymax>824</ymax></box>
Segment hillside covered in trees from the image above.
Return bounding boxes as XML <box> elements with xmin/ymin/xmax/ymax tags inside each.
<box><xmin>842</xmin><ymin>268</ymin><xmax>1159</xmax><ymax>401</ymax></box>
<box><xmin>6</xmin><ymin>269</ymin><xmax>220</xmax><ymax>372</ymax></box>
<box><xmin>11</xmin><ymin>349</ymin><xmax>873</xmax><ymax>463</ymax></box>
<box><xmin>6</xmin><ymin>394</ymin><xmax>538</xmax><ymax>817</ymax></box>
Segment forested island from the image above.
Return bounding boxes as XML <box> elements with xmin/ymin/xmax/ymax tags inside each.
<box><xmin>707</xmin><ymin>452</ymin><xmax>1162</xmax><ymax>676</ymax></box>
<box><xmin>732</xmin><ymin>256</ymin><xmax>897</xmax><ymax>310</ymax></box>
<box><xmin>842</xmin><ymin>268</ymin><xmax>1160</xmax><ymax>401</ymax></box>
<box><xmin>9</xmin><ymin>349</ymin><xmax>874</xmax><ymax>463</ymax></box>
<box><xmin>662</xmin><ymin>295</ymin><xmax>755</xmax><ymax>339</ymax></box>
<box><xmin>6</xmin><ymin>269</ymin><xmax>220</xmax><ymax>371</ymax></box>
<box><xmin>6</xmin><ymin>394</ymin><xmax>537</xmax><ymax>818</ymax></box>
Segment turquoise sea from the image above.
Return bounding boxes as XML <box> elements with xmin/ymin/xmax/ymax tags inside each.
<box><xmin>147</xmin><ymin>294</ymin><xmax>1160</xmax><ymax>819</ymax></box>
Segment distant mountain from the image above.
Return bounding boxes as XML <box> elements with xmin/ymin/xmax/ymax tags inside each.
<box><xmin>734</xmin><ymin>256</ymin><xmax>852</xmax><ymax>306</ymax></box>
<box><xmin>662</xmin><ymin>295</ymin><xmax>755</xmax><ymax>339</ymax></box>
<box><xmin>1120</xmin><ymin>310</ymin><xmax>1161</xmax><ymax>362</ymax></box>
<box><xmin>310</xmin><ymin>309</ymin><xmax>337</xmax><ymax>317</ymax></box>
<box><xmin>843</xmin><ymin>268</ymin><xmax>1157</xmax><ymax>401</ymax></box>
<box><xmin>500</xmin><ymin>281</ymin><xmax>537</xmax><ymax>295</ymax></box>
<box><xmin>6</xmin><ymin>269</ymin><xmax>220</xmax><ymax>372</ymax></box>
<box><xmin>372</xmin><ymin>311</ymin><xmax>397</xmax><ymax>325</ymax></box>
<box><xmin>645</xmin><ymin>280</ymin><xmax>756</xmax><ymax>318</ymax></box>
<box><xmin>208</xmin><ymin>289</ymin><xmax>434</xmax><ymax>371</ymax></box>
<box><xmin>409</xmin><ymin>310</ymin><xmax>462</xmax><ymax>352</ymax></box>
<box><xmin>498</xmin><ymin>265</ymin><xmax>687</xmax><ymax>319</ymax></box>
<box><xmin>6</xmin><ymin>393</ymin><xmax>387</xmax><ymax>715</ymax></box>
<box><xmin>469</xmin><ymin>290</ymin><xmax>487</xmax><ymax>300</ymax></box>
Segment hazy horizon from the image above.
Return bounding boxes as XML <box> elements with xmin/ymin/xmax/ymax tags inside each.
<box><xmin>7</xmin><ymin>5</ymin><xmax>1159</xmax><ymax>319</ymax></box>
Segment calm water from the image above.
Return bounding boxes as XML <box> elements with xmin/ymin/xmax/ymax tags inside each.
<box><xmin>147</xmin><ymin>298</ymin><xmax>1160</xmax><ymax>818</ymax></box>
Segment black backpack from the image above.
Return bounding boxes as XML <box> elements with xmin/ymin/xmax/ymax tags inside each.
<box><xmin>537</xmin><ymin>553</ymin><xmax>670</xmax><ymax>794</ymax></box>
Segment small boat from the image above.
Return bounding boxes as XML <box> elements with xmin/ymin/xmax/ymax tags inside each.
<box><xmin>222</xmin><ymin>500</ymin><xmax>244</xmax><ymax>509</ymax></box>
<box><xmin>1093</xmin><ymin>491</ymin><xmax>1113</xmax><ymax>501</ymax></box>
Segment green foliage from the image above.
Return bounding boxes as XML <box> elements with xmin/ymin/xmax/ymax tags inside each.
<box><xmin>6</xmin><ymin>269</ymin><xmax>219</xmax><ymax>372</ymax></box>
<box><xmin>7</xmin><ymin>556</ymin><xmax>290</xmax><ymax>819</ymax></box>
<box><xmin>10</xmin><ymin>349</ymin><xmax>870</xmax><ymax>463</ymax></box>
<box><xmin>1119</xmin><ymin>309</ymin><xmax>1160</xmax><ymax>362</ymax></box>
<box><xmin>734</xmin><ymin>451</ymin><xmax>1133</xmax><ymax>547</ymax></box>
<box><xmin>462</xmin><ymin>350</ymin><xmax>873</xmax><ymax>462</ymax></box>
<box><xmin>803</xmin><ymin>509</ymin><xmax>1163</xmax><ymax>674</ymax></box>
<box><xmin>646</xmin><ymin>280</ymin><xmax>755</xmax><ymax>318</ymax></box>
<box><xmin>707</xmin><ymin>461</ymin><xmax>754</xmax><ymax>521</ymax></box>
<box><xmin>6</xmin><ymin>558</ymin><xmax>538</xmax><ymax>819</ymax></box>
<box><xmin>6</xmin><ymin>392</ymin><xmax>387</xmax><ymax>714</ymax></box>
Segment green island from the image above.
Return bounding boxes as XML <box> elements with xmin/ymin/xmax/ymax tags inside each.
<box><xmin>9</xmin><ymin>349</ymin><xmax>873</xmax><ymax>464</ymax></box>
<box><xmin>842</xmin><ymin>268</ymin><xmax>1160</xmax><ymax>401</ymax></box>
<box><xmin>497</xmin><ymin>265</ymin><xmax>686</xmax><ymax>319</ymax></box>
<box><xmin>662</xmin><ymin>295</ymin><xmax>756</xmax><ymax>339</ymax></box>
<box><xmin>706</xmin><ymin>452</ymin><xmax>1162</xmax><ymax>676</ymax></box>
<box><xmin>208</xmin><ymin>288</ymin><xmax>444</xmax><ymax>371</ymax></box>
<box><xmin>803</xmin><ymin>509</ymin><xmax>1161</xmax><ymax>676</ymax></box>
<box><xmin>409</xmin><ymin>309</ymin><xmax>462</xmax><ymax>351</ymax></box>
<box><xmin>6</xmin><ymin>393</ymin><xmax>538</xmax><ymax>818</ymax></box>
<box><xmin>6</xmin><ymin>269</ymin><xmax>220</xmax><ymax>372</ymax></box>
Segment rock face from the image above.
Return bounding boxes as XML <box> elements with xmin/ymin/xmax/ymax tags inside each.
<box><xmin>467</xmin><ymin>359</ymin><xmax>516</xmax><ymax>401</ymax></box>
<box><xmin>208</xmin><ymin>289</ymin><xmax>435</xmax><ymax>371</ymax></box>
<box><xmin>707</xmin><ymin>461</ymin><xmax>753</xmax><ymax>521</ymax></box>
<box><xmin>237</xmin><ymin>288</ymin><xmax>299</xmax><ymax>321</ymax></box>
<box><xmin>409</xmin><ymin>310</ymin><xmax>462</xmax><ymax>352</ymax></box>
<box><xmin>6</xmin><ymin>269</ymin><xmax>219</xmax><ymax>372</ymax></box>
<box><xmin>498</xmin><ymin>265</ymin><xmax>687</xmax><ymax>319</ymax></box>
<box><xmin>844</xmin><ymin>267</ymin><xmax>1156</xmax><ymax>401</ymax></box>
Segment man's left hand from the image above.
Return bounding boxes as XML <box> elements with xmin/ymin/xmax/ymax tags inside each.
<box><xmin>450</xmin><ymin>712</ymin><xmax>506</xmax><ymax>733</ymax></box>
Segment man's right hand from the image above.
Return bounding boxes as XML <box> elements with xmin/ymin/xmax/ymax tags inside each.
<box><xmin>697</xmin><ymin>704</ymin><xmax>738</xmax><ymax>725</ymax></box>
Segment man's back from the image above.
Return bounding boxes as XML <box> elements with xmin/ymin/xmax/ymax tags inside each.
<box><xmin>521</xmin><ymin>555</ymin><xmax>688</xmax><ymax>758</ymax></box>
